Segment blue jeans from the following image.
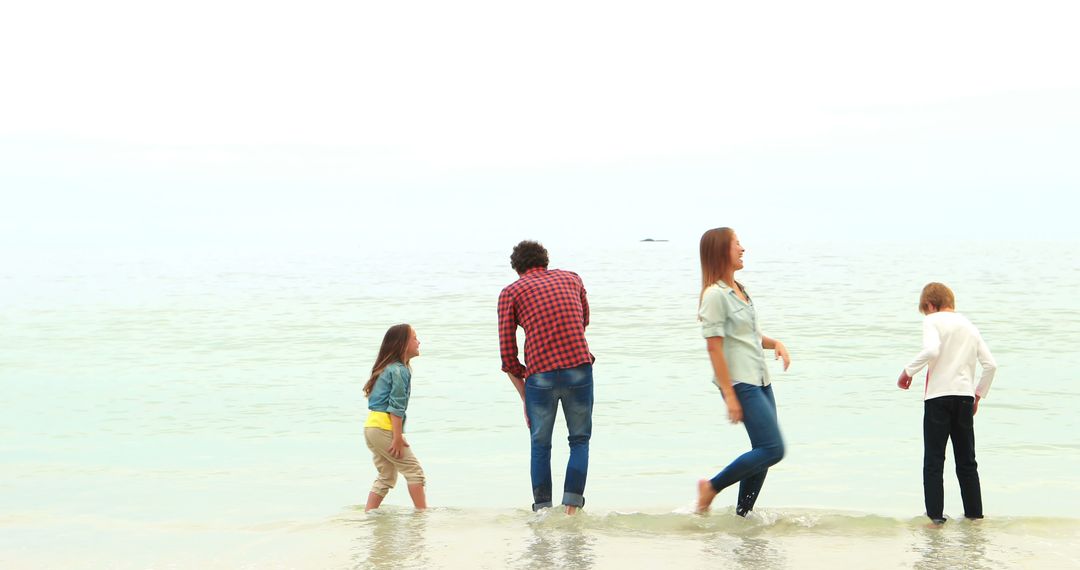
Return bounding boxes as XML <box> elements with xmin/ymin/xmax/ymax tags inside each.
<box><xmin>709</xmin><ymin>383</ymin><xmax>784</xmax><ymax>516</ymax></box>
<box><xmin>525</xmin><ymin>364</ymin><xmax>594</xmax><ymax>511</ymax></box>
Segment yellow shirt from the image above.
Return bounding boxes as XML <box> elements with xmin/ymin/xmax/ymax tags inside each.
<box><xmin>364</xmin><ymin>411</ymin><xmax>393</xmax><ymax>431</ymax></box>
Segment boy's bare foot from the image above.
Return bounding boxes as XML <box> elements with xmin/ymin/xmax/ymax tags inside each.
<box><xmin>696</xmin><ymin>479</ymin><xmax>717</xmax><ymax>514</ymax></box>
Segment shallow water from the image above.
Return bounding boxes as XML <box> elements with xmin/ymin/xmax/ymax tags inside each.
<box><xmin>2</xmin><ymin>240</ymin><xmax>1079</xmax><ymax>567</ymax></box>
<box><xmin>6</xmin><ymin>507</ymin><xmax>1078</xmax><ymax>569</ymax></box>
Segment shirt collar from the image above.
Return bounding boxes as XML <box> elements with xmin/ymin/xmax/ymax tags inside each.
<box><xmin>713</xmin><ymin>280</ymin><xmax>750</xmax><ymax>302</ymax></box>
<box><xmin>712</xmin><ymin>280</ymin><xmax>733</xmax><ymax>291</ymax></box>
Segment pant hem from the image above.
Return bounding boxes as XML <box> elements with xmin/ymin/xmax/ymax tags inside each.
<box><xmin>532</xmin><ymin>501</ymin><xmax>553</xmax><ymax>512</ymax></box>
<box><xmin>562</xmin><ymin>493</ymin><xmax>585</xmax><ymax>508</ymax></box>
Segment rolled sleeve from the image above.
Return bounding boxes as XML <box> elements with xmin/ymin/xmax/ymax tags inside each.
<box><xmin>699</xmin><ymin>288</ymin><xmax>728</xmax><ymax>338</ymax></box>
<box><xmin>498</xmin><ymin>288</ymin><xmax>528</xmax><ymax>378</ymax></box>
<box><xmin>581</xmin><ymin>285</ymin><xmax>590</xmax><ymax>328</ymax></box>
<box><xmin>385</xmin><ymin>367</ymin><xmax>409</xmax><ymax>417</ymax></box>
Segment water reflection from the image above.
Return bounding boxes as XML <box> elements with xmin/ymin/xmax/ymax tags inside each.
<box><xmin>731</xmin><ymin>535</ymin><xmax>785</xmax><ymax>570</ymax></box>
<box><xmin>512</xmin><ymin>517</ymin><xmax>596</xmax><ymax>569</ymax></box>
<box><xmin>700</xmin><ymin>534</ymin><xmax>785</xmax><ymax>570</ymax></box>
<box><xmin>912</xmin><ymin>521</ymin><xmax>989</xmax><ymax>569</ymax></box>
<box><xmin>692</xmin><ymin>512</ymin><xmax>786</xmax><ymax>570</ymax></box>
<box><xmin>349</xmin><ymin>510</ymin><xmax>429</xmax><ymax>569</ymax></box>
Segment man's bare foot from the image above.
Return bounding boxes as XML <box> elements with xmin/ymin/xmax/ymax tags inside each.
<box><xmin>696</xmin><ymin>479</ymin><xmax>717</xmax><ymax>514</ymax></box>
<box><xmin>565</xmin><ymin>506</ymin><xmax>579</xmax><ymax>515</ymax></box>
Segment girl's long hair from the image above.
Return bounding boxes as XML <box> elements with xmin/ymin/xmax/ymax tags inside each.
<box><xmin>363</xmin><ymin>324</ymin><xmax>413</xmax><ymax>397</ymax></box>
<box><xmin>699</xmin><ymin>227</ymin><xmax>736</xmax><ymax>308</ymax></box>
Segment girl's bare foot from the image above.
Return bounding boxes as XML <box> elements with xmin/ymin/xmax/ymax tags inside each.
<box><xmin>696</xmin><ymin>479</ymin><xmax>717</xmax><ymax>514</ymax></box>
<box><xmin>365</xmin><ymin>492</ymin><xmax>385</xmax><ymax>512</ymax></box>
<box><xmin>407</xmin><ymin>483</ymin><xmax>427</xmax><ymax>511</ymax></box>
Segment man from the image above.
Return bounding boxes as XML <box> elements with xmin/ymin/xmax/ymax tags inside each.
<box><xmin>497</xmin><ymin>240</ymin><xmax>595</xmax><ymax>514</ymax></box>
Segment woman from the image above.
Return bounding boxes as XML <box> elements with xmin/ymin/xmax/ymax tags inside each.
<box><xmin>695</xmin><ymin>227</ymin><xmax>791</xmax><ymax>515</ymax></box>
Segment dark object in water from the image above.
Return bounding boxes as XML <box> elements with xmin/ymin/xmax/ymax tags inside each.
<box><xmin>640</xmin><ymin>238</ymin><xmax>669</xmax><ymax>242</ymax></box>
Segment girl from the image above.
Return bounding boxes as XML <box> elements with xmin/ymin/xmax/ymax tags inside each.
<box><xmin>363</xmin><ymin>324</ymin><xmax>427</xmax><ymax>512</ymax></box>
<box><xmin>695</xmin><ymin>227</ymin><xmax>791</xmax><ymax>515</ymax></box>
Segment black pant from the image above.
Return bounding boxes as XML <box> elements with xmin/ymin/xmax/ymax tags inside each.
<box><xmin>923</xmin><ymin>396</ymin><xmax>983</xmax><ymax>522</ymax></box>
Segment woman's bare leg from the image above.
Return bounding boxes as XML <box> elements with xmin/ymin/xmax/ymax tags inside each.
<box><xmin>697</xmin><ymin>479</ymin><xmax>718</xmax><ymax>514</ymax></box>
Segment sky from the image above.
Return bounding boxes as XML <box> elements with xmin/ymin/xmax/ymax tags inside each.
<box><xmin>2</xmin><ymin>0</ymin><xmax>1078</xmax><ymax>255</ymax></box>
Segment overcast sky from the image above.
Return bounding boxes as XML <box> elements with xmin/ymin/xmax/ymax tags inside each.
<box><xmin>2</xmin><ymin>1</ymin><xmax>1078</xmax><ymax>254</ymax></box>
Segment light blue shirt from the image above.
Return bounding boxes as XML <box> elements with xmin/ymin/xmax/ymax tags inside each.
<box><xmin>699</xmin><ymin>281</ymin><xmax>770</xmax><ymax>387</ymax></box>
<box><xmin>367</xmin><ymin>362</ymin><xmax>411</xmax><ymax>422</ymax></box>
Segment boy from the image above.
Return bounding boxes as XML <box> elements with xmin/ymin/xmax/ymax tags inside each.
<box><xmin>898</xmin><ymin>282</ymin><xmax>997</xmax><ymax>525</ymax></box>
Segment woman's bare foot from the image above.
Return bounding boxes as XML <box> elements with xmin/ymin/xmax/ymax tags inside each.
<box><xmin>696</xmin><ymin>479</ymin><xmax>717</xmax><ymax>514</ymax></box>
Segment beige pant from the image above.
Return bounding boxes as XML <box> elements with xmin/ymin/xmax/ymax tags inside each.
<box><xmin>364</xmin><ymin>427</ymin><xmax>426</xmax><ymax>497</ymax></box>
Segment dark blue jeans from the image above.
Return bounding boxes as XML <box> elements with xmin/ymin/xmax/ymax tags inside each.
<box><xmin>709</xmin><ymin>383</ymin><xmax>785</xmax><ymax>516</ymax></box>
<box><xmin>923</xmin><ymin>395</ymin><xmax>983</xmax><ymax>522</ymax></box>
<box><xmin>525</xmin><ymin>364</ymin><xmax>594</xmax><ymax>511</ymax></box>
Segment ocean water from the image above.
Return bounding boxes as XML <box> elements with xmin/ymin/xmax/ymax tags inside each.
<box><xmin>2</xmin><ymin>240</ymin><xmax>1079</xmax><ymax>569</ymax></box>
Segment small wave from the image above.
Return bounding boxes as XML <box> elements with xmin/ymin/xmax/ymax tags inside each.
<box><xmin>339</xmin><ymin>505</ymin><xmax>1080</xmax><ymax>539</ymax></box>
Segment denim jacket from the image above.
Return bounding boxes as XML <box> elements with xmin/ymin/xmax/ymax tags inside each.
<box><xmin>367</xmin><ymin>362</ymin><xmax>411</xmax><ymax>422</ymax></box>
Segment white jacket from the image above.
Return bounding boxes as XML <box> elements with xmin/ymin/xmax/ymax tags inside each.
<box><xmin>905</xmin><ymin>311</ymin><xmax>997</xmax><ymax>400</ymax></box>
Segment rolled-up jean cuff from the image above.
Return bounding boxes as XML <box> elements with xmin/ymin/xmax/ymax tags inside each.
<box><xmin>532</xmin><ymin>501</ymin><xmax>553</xmax><ymax>512</ymax></box>
<box><xmin>562</xmin><ymin>493</ymin><xmax>585</xmax><ymax>508</ymax></box>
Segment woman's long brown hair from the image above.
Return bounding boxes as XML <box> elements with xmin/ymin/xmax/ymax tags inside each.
<box><xmin>699</xmin><ymin>227</ymin><xmax>736</xmax><ymax>307</ymax></box>
<box><xmin>363</xmin><ymin>324</ymin><xmax>413</xmax><ymax>397</ymax></box>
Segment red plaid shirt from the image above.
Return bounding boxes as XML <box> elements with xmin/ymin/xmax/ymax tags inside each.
<box><xmin>498</xmin><ymin>268</ymin><xmax>594</xmax><ymax>379</ymax></box>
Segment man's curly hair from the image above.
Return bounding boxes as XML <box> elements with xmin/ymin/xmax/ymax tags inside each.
<box><xmin>510</xmin><ymin>240</ymin><xmax>549</xmax><ymax>274</ymax></box>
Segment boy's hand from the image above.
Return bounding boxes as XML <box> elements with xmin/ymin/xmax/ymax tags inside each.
<box><xmin>973</xmin><ymin>395</ymin><xmax>981</xmax><ymax>416</ymax></box>
<box><xmin>897</xmin><ymin>370</ymin><xmax>912</xmax><ymax>390</ymax></box>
